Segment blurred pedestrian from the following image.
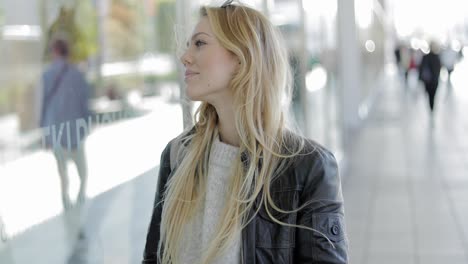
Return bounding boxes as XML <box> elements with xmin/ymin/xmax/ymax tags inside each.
<box><xmin>39</xmin><ymin>39</ymin><xmax>91</xmax><ymax>210</ymax></box>
<box><xmin>419</xmin><ymin>42</ymin><xmax>442</xmax><ymax>116</ymax></box>
<box><xmin>400</xmin><ymin>45</ymin><xmax>411</xmax><ymax>84</ymax></box>
<box><xmin>394</xmin><ymin>43</ymin><xmax>401</xmax><ymax>68</ymax></box>
<box><xmin>394</xmin><ymin>43</ymin><xmax>407</xmax><ymax>83</ymax></box>
<box><xmin>441</xmin><ymin>44</ymin><xmax>461</xmax><ymax>86</ymax></box>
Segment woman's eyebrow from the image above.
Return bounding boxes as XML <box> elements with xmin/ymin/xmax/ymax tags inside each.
<box><xmin>191</xmin><ymin>32</ymin><xmax>212</xmax><ymax>40</ymax></box>
<box><xmin>186</xmin><ymin>32</ymin><xmax>212</xmax><ymax>47</ymax></box>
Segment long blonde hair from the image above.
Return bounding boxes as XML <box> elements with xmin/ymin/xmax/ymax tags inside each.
<box><xmin>159</xmin><ymin>3</ymin><xmax>306</xmax><ymax>263</ymax></box>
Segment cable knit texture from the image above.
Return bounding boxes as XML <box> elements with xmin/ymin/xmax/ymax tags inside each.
<box><xmin>179</xmin><ymin>135</ymin><xmax>241</xmax><ymax>264</ymax></box>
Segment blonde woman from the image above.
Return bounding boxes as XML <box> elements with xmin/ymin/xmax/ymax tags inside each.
<box><xmin>143</xmin><ymin>1</ymin><xmax>348</xmax><ymax>263</ymax></box>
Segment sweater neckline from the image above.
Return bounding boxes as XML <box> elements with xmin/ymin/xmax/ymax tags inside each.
<box><xmin>209</xmin><ymin>134</ymin><xmax>240</xmax><ymax>167</ymax></box>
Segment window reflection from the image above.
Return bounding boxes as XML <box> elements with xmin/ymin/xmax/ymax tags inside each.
<box><xmin>0</xmin><ymin>0</ymin><xmax>183</xmax><ymax>248</ymax></box>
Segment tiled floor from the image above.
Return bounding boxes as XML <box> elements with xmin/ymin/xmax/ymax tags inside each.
<box><xmin>1</xmin><ymin>62</ymin><xmax>468</xmax><ymax>263</ymax></box>
<box><xmin>343</xmin><ymin>66</ymin><xmax>468</xmax><ymax>263</ymax></box>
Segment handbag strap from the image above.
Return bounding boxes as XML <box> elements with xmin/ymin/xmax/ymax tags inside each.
<box><xmin>40</xmin><ymin>64</ymin><xmax>69</xmax><ymax>121</ymax></box>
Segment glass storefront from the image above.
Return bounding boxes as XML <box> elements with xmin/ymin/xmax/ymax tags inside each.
<box><xmin>0</xmin><ymin>0</ymin><xmax>183</xmax><ymax>238</ymax></box>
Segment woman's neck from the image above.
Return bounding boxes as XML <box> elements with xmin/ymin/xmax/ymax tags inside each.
<box><xmin>213</xmin><ymin>102</ymin><xmax>239</xmax><ymax>147</ymax></box>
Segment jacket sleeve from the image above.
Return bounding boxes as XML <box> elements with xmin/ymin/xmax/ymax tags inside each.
<box><xmin>143</xmin><ymin>143</ymin><xmax>172</xmax><ymax>264</ymax></box>
<box><xmin>294</xmin><ymin>148</ymin><xmax>349</xmax><ymax>263</ymax></box>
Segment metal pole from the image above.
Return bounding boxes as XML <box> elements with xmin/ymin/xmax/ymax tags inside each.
<box><xmin>262</xmin><ymin>0</ymin><xmax>273</xmax><ymax>17</ymax></box>
<box><xmin>176</xmin><ymin>0</ymin><xmax>194</xmax><ymax>129</ymax></box>
<box><xmin>337</xmin><ymin>0</ymin><xmax>362</xmax><ymax>149</ymax></box>
<box><xmin>94</xmin><ymin>0</ymin><xmax>108</xmax><ymax>97</ymax></box>
<box><xmin>298</xmin><ymin>0</ymin><xmax>310</xmax><ymax>137</ymax></box>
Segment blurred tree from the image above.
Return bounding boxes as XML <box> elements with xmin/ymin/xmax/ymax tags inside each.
<box><xmin>74</xmin><ymin>0</ymin><xmax>98</xmax><ymax>60</ymax></box>
<box><xmin>156</xmin><ymin>0</ymin><xmax>176</xmax><ymax>53</ymax></box>
<box><xmin>0</xmin><ymin>6</ymin><xmax>4</xmax><ymax>27</ymax></box>
<box><xmin>105</xmin><ymin>0</ymin><xmax>144</xmax><ymax>60</ymax></box>
<box><xmin>45</xmin><ymin>2</ymin><xmax>98</xmax><ymax>62</ymax></box>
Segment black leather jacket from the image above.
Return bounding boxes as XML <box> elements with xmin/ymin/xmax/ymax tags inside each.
<box><xmin>143</xmin><ymin>134</ymin><xmax>348</xmax><ymax>264</ymax></box>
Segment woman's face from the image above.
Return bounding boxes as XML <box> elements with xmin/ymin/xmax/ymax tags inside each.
<box><xmin>180</xmin><ymin>17</ymin><xmax>239</xmax><ymax>104</ymax></box>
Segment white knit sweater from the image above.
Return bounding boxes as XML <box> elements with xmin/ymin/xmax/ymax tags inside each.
<box><xmin>179</xmin><ymin>136</ymin><xmax>241</xmax><ymax>264</ymax></box>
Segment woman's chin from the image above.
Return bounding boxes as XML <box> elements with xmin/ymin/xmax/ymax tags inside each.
<box><xmin>186</xmin><ymin>91</ymin><xmax>203</xmax><ymax>101</ymax></box>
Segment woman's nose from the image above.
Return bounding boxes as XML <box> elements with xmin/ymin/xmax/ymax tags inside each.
<box><xmin>180</xmin><ymin>50</ymin><xmax>192</xmax><ymax>66</ymax></box>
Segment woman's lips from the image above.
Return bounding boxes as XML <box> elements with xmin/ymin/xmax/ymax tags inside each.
<box><xmin>184</xmin><ymin>71</ymin><xmax>199</xmax><ymax>81</ymax></box>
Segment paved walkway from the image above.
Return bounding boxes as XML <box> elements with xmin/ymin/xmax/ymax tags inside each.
<box><xmin>343</xmin><ymin>61</ymin><xmax>468</xmax><ymax>264</ymax></box>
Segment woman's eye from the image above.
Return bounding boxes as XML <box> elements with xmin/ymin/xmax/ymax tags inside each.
<box><xmin>195</xmin><ymin>40</ymin><xmax>206</xmax><ymax>47</ymax></box>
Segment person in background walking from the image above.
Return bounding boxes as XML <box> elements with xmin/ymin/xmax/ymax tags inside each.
<box><xmin>441</xmin><ymin>43</ymin><xmax>461</xmax><ymax>87</ymax></box>
<box><xmin>39</xmin><ymin>39</ymin><xmax>91</xmax><ymax>210</ymax></box>
<box><xmin>419</xmin><ymin>42</ymin><xmax>442</xmax><ymax>118</ymax></box>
